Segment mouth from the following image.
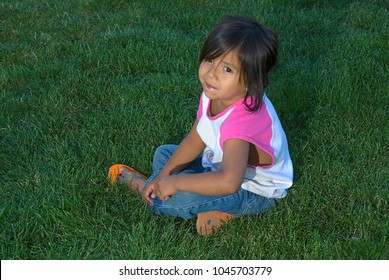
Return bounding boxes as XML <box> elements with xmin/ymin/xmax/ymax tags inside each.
<box><xmin>204</xmin><ymin>81</ymin><xmax>216</xmax><ymax>91</ymax></box>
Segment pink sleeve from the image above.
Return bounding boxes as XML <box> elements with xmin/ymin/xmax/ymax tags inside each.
<box><xmin>196</xmin><ymin>94</ymin><xmax>203</xmax><ymax>120</ymax></box>
<box><xmin>219</xmin><ymin>102</ymin><xmax>275</xmax><ymax>168</ymax></box>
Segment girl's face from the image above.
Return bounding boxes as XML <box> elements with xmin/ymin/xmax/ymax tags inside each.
<box><xmin>198</xmin><ymin>50</ymin><xmax>247</xmax><ymax>109</ymax></box>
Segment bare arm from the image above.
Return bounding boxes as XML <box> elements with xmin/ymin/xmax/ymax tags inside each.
<box><xmin>149</xmin><ymin>138</ymin><xmax>250</xmax><ymax>202</ymax></box>
<box><xmin>157</xmin><ymin>119</ymin><xmax>206</xmax><ymax>176</ymax></box>
<box><xmin>142</xmin><ymin>119</ymin><xmax>205</xmax><ymax>204</ymax></box>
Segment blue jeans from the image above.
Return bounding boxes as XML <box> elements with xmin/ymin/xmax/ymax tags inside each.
<box><xmin>145</xmin><ymin>144</ymin><xmax>278</xmax><ymax>219</ymax></box>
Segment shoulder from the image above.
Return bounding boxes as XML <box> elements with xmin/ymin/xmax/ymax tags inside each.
<box><xmin>219</xmin><ymin>95</ymin><xmax>279</xmax><ymax>147</ymax></box>
<box><xmin>223</xmin><ymin>97</ymin><xmax>273</xmax><ymax>130</ymax></box>
<box><xmin>197</xmin><ymin>92</ymin><xmax>209</xmax><ymax>120</ymax></box>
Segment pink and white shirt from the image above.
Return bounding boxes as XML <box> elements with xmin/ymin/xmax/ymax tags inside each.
<box><xmin>196</xmin><ymin>92</ymin><xmax>293</xmax><ymax>199</ymax></box>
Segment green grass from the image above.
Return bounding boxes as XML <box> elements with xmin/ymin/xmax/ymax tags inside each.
<box><xmin>1</xmin><ymin>0</ymin><xmax>388</xmax><ymax>259</ymax></box>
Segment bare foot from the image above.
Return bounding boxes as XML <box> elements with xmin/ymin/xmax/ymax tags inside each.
<box><xmin>117</xmin><ymin>167</ymin><xmax>147</xmax><ymax>193</ymax></box>
<box><xmin>196</xmin><ymin>211</ymin><xmax>236</xmax><ymax>236</ymax></box>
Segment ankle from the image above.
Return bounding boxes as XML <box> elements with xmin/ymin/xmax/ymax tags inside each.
<box><xmin>131</xmin><ymin>177</ymin><xmax>146</xmax><ymax>193</ymax></box>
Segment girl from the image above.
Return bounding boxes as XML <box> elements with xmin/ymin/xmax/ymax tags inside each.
<box><xmin>109</xmin><ymin>15</ymin><xmax>293</xmax><ymax>236</ymax></box>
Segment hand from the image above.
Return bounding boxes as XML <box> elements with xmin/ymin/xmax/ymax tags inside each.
<box><xmin>142</xmin><ymin>175</ymin><xmax>177</xmax><ymax>205</ymax></box>
<box><xmin>152</xmin><ymin>175</ymin><xmax>177</xmax><ymax>201</ymax></box>
<box><xmin>142</xmin><ymin>182</ymin><xmax>156</xmax><ymax>206</ymax></box>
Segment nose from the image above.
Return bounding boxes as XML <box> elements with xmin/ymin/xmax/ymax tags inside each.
<box><xmin>206</xmin><ymin>63</ymin><xmax>217</xmax><ymax>79</ymax></box>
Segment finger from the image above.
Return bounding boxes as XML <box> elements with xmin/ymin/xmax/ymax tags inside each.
<box><xmin>151</xmin><ymin>185</ymin><xmax>160</xmax><ymax>199</ymax></box>
<box><xmin>143</xmin><ymin>194</ymin><xmax>154</xmax><ymax>206</ymax></box>
<box><xmin>142</xmin><ymin>188</ymin><xmax>154</xmax><ymax>206</ymax></box>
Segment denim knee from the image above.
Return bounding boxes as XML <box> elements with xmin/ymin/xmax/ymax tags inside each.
<box><xmin>152</xmin><ymin>144</ymin><xmax>177</xmax><ymax>172</ymax></box>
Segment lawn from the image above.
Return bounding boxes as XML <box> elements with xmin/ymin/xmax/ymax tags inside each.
<box><xmin>0</xmin><ymin>0</ymin><xmax>388</xmax><ymax>259</ymax></box>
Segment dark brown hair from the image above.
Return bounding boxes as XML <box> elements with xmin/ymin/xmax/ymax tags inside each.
<box><xmin>199</xmin><ymin>15</ymin><xmax>278</xmax><ymax>112</ymax></box>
